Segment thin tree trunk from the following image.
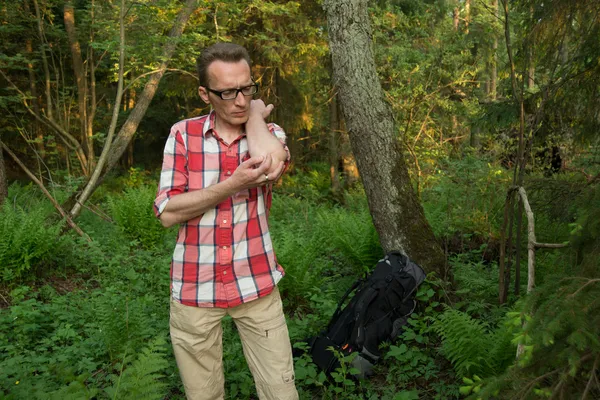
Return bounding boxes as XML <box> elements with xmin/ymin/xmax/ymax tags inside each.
<box><xmin>64</xmin><ymin>2</ymin><xmax>94</xmax><ymax>172</ymax></box>
<box><xmin>69</xmin><ymin>0</ymin><xmax>126</xmax><ymax>219</ymax></box>
<box><xmin>527</xmin><ymin>6</ymin><xmax>535</xmax><ymax>89</ymax></box>
<box><xmin>33</xmin><ymin>0</ymin><xmax>53</xmax><ymax>120</ymax></box>
<box><xmin>87</xmin><ymin>0</ymin><xmax>97</xmax><ymax>145</ymax></box>
<box><xmin>453</xmin><ymin>6</ymin><xmax>460</xmax><ymax>31</ymax></box>
<box><xmin>324</xmin><ymin>0</ymin><xmax>445</xmax><ymax>275</ymax></box>
<box><xmin>465</xmin><ymin>0</ymin><xmax>471</xmax><ymax>34</ymax></box>
<box><xmin>0</xmin><ymin>139</ymin><xmax>7</xmax><ymax>205</ymax></box>
<box><xmin>499</xmin><ymin>0</ymin><xmax>528</xmax><ymax>303</ymax></box>
<box><xmin>25</xmin><ymin>38</ymin><xmax>45</xmax><ymax>177</ymax></box>
<box><xmin>490</xmin><ymin>0</ymin><xmax>498</xmax><ymax>100</ymax></box>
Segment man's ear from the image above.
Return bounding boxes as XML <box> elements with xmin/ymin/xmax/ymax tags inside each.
<box><xmin>198</xmin><ymin>86</ymin><xmax>210</xmax><ymax>104</ymax></box>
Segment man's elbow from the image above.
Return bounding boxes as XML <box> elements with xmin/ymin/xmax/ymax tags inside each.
<box><xmin>159</xmin><ymin>213</ymin><xmax>176</xmax><ymax>228</ymax></box>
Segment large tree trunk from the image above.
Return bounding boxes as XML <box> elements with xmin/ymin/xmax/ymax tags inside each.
<box><xmin>0</xmin><ymin>140</ymin><xmax>7</xmax><ymax>205</ymax></box>
<box><xmin>328</xmin><ymin>89</ymin><xmax>341</xmax><ymax>193</ymax></box>
<box><xmin>323</xmin><ymin>0</ymin><xmax>446</xmax><ymax>275</ymax></box>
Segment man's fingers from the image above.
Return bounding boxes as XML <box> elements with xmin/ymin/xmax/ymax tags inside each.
<box><xmin>240</xmin><ymin>155</ymin><xmax>265</xmax><ymax>169</ymax></box>
<box><xmin>272</xmin><ymin>160</ymin><xmax>285</xmax><ymax>180</ymax></box>
<box><xmin>263</xmin><ymin>104</ymin><xmax>274</xmax><ymax>119</ymax></box>
<box><xmin>256</xmin><ymin>154</ymin><xmax>273</xmax><ymax>173</ymax></box>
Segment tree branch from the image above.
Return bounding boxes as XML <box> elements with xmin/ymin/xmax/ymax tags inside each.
<box><xmin>1</xmin><ymin>142</ymin><xmax>91</xmax><ymax>242</ymax></box>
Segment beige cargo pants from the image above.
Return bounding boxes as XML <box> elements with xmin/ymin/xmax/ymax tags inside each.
<box><xmin>169</xmin><ymin>286</ymin><xmax>299</xmax><ymax>400</ymax></box>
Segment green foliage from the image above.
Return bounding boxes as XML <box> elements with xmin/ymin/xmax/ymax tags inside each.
<box><xmin>105</xmin><ymin>337</ymin><xmax>170</xmax><ymax>400</ymax></box>
<box><xmin>316</xmin><ymin>204</ymin><xmax>383</xmax><ymax>275</ymax></box>
<box><xmin>106</xmin><ymin>184</ymin><xmax>171</xmax><ymax>250</ymax></box>
<box><xmin>434</xmin><ymin>308</ymin><xmax>514</xmax><ymax>378</ymax></box>
<box><xmin>0</xmin><ymin>199</ymin><xmax>67</xmax><ymax>284</ymax></box>
<box><xmin>422</xmin><ymin>155</ymin><xmax>511</xmax><ymax>240</ymax></box>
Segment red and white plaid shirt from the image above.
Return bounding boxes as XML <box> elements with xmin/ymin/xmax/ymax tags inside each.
<box><xmin>154</xmin><ymin>111</ymin><xmax>289</xmax><ymax>308</ymax></box>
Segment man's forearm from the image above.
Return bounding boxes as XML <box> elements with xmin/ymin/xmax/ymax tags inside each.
<box><xmin>245</xmin><ymin>115</ymin><xmax>288</xmax><ymax>171</ymax></box>
<box><xmin>159</xmin><ymin>179</ymin><xmax>237</xmax><ymax>228</ymax></box>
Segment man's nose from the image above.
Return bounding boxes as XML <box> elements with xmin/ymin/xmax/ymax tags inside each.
<box><xmin>234</xmin><ymin>90</ymin><xmax>247</xmax><ymax>106</ymax></box>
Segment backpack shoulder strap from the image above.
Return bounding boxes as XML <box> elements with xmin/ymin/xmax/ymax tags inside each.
<box><xmin>349</xmin><ymin>286</ymin><xmax>379</xmax><ymax>349</ymax></box>
<box><xmin>327</xmin><ymin>278</ymin><xmax>364</xmax><ymax>331</ymax></box>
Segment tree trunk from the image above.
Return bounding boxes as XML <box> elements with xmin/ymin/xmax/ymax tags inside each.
<box><xmin>33</xmin><ymin>0</ymin><xmax>54</xmax><ymax>120</ymax></box>
<box><xmin>465</xmin><ymin>0</ymin><xmax>471</xmax><ymax>34</ymax></box>
<box><xmin>0</xmin><ymin>139</ymin><xmax>7</xmax><ymax>205</ymax></box>
<box><xmin>324</xmin><ymin>0</ymin><xmax>445</xmax><ymax>275</ymax></box>
<box><xmin>453</xmin><ymin>5</ymin><xmax>460</xmax><ymax>31</ymax></box>
<box><xmin>489</xmin><ymin>0</ymin><xmax>498</xmax><ymax>100</ymax></box>
<box><xmin>328</xmin><ymin>89</ymin><xmax>341</xmax><ymax>193</ymax></box>
<box><xmin>25</xmin><ymin>38</ymin><xmax>45</xmax><ymax>177</ymax></box>
<box><xmin>64</xmin><ymin>2</ymin><xmax>94</xmax><ymax>172</ymax></box>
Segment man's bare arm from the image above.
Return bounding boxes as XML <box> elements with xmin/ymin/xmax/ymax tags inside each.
<box><xmin>245</xmin><ymin>100</ymin><xmax>288</xmax><ymax>178</ymax></box>
<box><xmin>159</xmin><ymin>155</ymin><xmax>284</xmax><ymax>228</ymax></box>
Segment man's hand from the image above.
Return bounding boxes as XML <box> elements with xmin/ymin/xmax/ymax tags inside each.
<box><xmin>249</xmin><ymin>99</ymin><xmax>274</xmax><ymax>121</ymax></box>
<box><xmin>230</xmin><ymin>154</ymin><xmax>285</xmax><ymax>190</ymax></box>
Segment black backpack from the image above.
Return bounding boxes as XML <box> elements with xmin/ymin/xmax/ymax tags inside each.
<box><xmin>308</xmin><ymin>251</ymin><xmax>426</xmax><ymax>378</ymax></box>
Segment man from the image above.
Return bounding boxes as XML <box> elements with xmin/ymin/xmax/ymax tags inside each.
<box><xmin>153</xmin><ymin>42</ymin><xmax>298</xmax><ymax>400</ymax></box>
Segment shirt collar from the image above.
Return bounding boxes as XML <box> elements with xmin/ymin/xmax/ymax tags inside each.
<box><xmin>202</xmin><ymin>110</ymin><xmax>246</xmax><ymax>141</ymax></box>
<box><xmin>202</xmin><ymin>110</ymin><xmax>217</xmax><ymax>137</ymax></box>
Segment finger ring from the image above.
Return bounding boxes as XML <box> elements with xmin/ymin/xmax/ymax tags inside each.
<box><xmin>264</xmin><ymin>174</ymin><xmax>270</xmax><ymax>182</ymax></box>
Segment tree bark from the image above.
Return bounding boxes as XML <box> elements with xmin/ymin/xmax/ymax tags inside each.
<box><xmin>25</xmin><ymin>38</ymin><xmax>45</xmax><ymax>177</ymax></box>
<box><xmin>64</xmin><ymin>2</ymin><xmax>94</xmax><ymax>172</ymax></box>
<box><xmin>33</xmin><ymin>0</ymin><xmax>54</xmax><ymax>120</ymax></box>
<box><xmin>328</xmin><ymin>89</ymin><xmax>341</xmax><ymax>193</ymax></box>
<box><xmin>489</xmin><ymin>0</ymin><xmax>498</xmax><ymax>100</ymax></box>
<box><xmin>323</xmin><ymin>0</ymin><xmax>445</xmax><ymax>275</ymax></box>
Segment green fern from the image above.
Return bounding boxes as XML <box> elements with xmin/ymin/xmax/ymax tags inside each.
<box><xmin>434</xmin><ymin>308</ymin><xmax>514</xmax><ymax>378</ymax></box>
<box><xmin>105</xmin><ymin>337</ymin><xmax>169</xmax><ymax>400</ymax></box>
<box><xmin>0</xmin><ymin>201</ymin><xmax>65</xmax><ymax>283</ymax></box>
<box><xmin>315</xmin><ymin>205</ymin><xmax>383</xmax><ymax>274</ymax></box>
<box><xmin>106</xmin><ymin>185</ymin><xmax>167</xmax><ymax>250</ymax></box>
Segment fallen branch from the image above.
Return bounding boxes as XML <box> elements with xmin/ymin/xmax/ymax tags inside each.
<box><xmin>1</xmin><ymin>142</ymin><xmax>91</xmax><ymax>242</ymax></box>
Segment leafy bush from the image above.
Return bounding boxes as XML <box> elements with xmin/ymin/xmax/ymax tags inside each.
<box><xmin>475</xmin><ymin>264</ymin><xmax>600</xmax><ymax>399</ymax></box>
<box><xmin>0</xmin><ymin>201</ymin><xmax>66</xmax><ymax>284</ymax></box>
<box><xmin>421</xmin><ymin>155</ymin><xmax>510</xmax><ymax>239</ymax></box>
<box><xmin>106</xmin><ymin>184</ymin><xmax>171</xmax><ymax>250</ymax></box>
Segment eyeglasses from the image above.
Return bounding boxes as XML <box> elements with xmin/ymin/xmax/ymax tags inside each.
<box><xmin>206</xmin><ymin>83</ymin><xmax>259</xmax><ymax>100</ymax></box>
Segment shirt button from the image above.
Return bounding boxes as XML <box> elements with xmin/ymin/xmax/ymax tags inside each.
<box><xmin>223</xmin><ymin>220</ymin><xmax>227</xmax><ymax>224</ymax></box>
<box><xmin>223</xmin><ymin>271</ymin><xmax>227</xmax><ymax>275</ymax></box>
<box><xmin>222</xmin><ymin>246</ymin><xmax>227</xmax><ymax>250</ymax></box>
<box><xmin>226</xmin><ymin>171</ymin><xmax>232</xmax><ymax>175</ymax></box>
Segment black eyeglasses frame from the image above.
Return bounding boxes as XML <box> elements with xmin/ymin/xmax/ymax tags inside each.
<box><xmin>205</xmin><ymin>81</ymin><xmax>259</xmax><ymax>100</ymax></box>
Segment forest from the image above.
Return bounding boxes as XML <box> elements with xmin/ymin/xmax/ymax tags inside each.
<box><xmin>0</xmin><ymin>0</ymin><xmax>599</xmax><ymax>399</ymax></box>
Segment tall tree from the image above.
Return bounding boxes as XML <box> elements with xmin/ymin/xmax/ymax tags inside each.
<box><xmin>323</xmin><ymin>0</ymin><xmax>445</xmax><ymax>275</ymax></box>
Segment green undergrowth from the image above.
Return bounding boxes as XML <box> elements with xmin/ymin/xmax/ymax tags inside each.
<box><xmin>1</xmin><ymin>158</ymin><xmax>598</xmax><ymax>399</ymax></box>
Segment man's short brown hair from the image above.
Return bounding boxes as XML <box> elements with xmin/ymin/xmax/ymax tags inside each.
<box><xmin>196</xmin><ymin>43</ymin><xmax>252</xmax><ymax>87</ymax></box>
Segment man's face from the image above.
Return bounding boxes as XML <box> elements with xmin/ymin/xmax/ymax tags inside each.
<box><xmin>199</xmin><ymin>59</ymin><xmax>253</xmax><ymax>130</ymax></box>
